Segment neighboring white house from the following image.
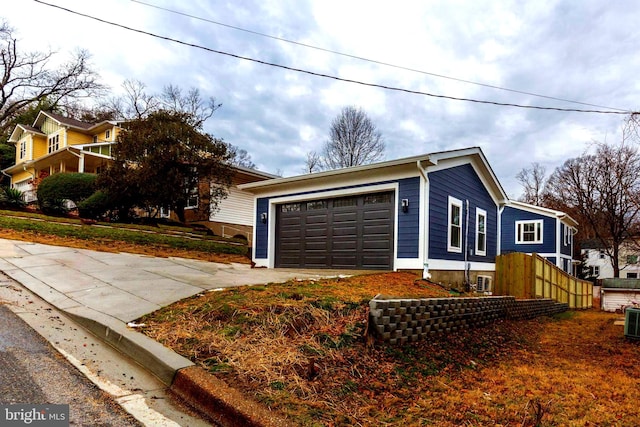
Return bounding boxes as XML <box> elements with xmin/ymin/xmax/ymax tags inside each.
<box><xmin>581</xmin><ymin>239</ymin><xmax>640</xmax><ymax>279</ymax></box>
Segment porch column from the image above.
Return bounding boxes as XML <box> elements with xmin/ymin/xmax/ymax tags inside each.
<box><xmin>78</xmin><ymin>152</ymin><xmax>85</xmax><ymax>173</ymax></box>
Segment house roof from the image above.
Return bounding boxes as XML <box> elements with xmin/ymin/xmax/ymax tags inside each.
<box><xmin>504</xmin><ymin>200</ymin><xmax>579</xmax><ymax>228</ymax></box>
<box><xmin>239</xmin><ymin>146</ymin><xmax>509</xmax><ymax>203</ymax></box>
<box><xmin>233</xmin><ymin>164</ymin><xmax>280</xmax><ymax>180</ymax></box>
<box><xmin>36</xmin><ymin>111</ymin><xmax>94</xmax><ymax>130</ymax></box>
<box><xmin>8</xmin><ymin>124</ymin><xmax>46</xmax><ymax>142</ymax></box>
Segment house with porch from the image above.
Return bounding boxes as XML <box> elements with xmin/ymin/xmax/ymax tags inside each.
<box><xmin>4</xmin><ymin>111</ymin><xmax>120</xmax><ymax>202</ymax></box>
<box><xmin>2</xmin><ymin>111</ymin><xmax>274</xmax><ymax>243</ymax></box>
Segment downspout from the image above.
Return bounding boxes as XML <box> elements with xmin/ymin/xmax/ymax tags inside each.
<box><xmin>417</xmin><ymin>160</ymin><xmax>430</xmax><ymax>279</ymax></box>
<box><xmin>465</xmin><ymin>199</ymin><xmax>470</xmax><ymax>289</ymax></box>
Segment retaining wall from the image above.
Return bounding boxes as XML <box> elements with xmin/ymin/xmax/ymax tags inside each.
<box><xmin>368</xmin><ymin>296</ymin><xmax>568</xmax><ymax>345</ymax></box>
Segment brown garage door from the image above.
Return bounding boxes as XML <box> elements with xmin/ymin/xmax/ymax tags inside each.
<box><xmin>275</xmin><ymin>192</ymin><xmax>394</xmax><ymax>269</ymax></box>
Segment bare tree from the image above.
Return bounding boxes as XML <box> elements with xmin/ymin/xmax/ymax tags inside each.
<box><xmin>0</xmin><ymin>21</ymin><xmax>103</xmax><ymax>139</ymax></box>
<box><xmin>227</xmin><ymin>144</ymin><xmax>256</xmax><ymax>169</ymax></box>
<box><xmin>545</xmin><ymin>133</ymin><xmax>640</xmax><ymax>277</ymax></box>
<box><xmin>322</xmin><ymin>106</ymin><xmax>385</xmax><ymax>169</ymax></box>
<box><xmin>516</xmin><ymin>162</ymin><xmax>547</xmax><ymax>205</ymax></box>
<box><xmin>304</xmin><ymin>150</ymin><xmax>322</xmax><ymax>173</ymax></box>
<box><xmin>160</xmin><ymin>84</ymin><xmax>221</xmax><ymax>128</ymax></box>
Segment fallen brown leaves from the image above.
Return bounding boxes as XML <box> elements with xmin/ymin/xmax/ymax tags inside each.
<box><xmin>140</xmin><ymin>273</ymin><xmax>640</xmax><ymax>426</ymax></box>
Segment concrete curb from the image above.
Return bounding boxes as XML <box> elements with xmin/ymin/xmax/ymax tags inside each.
<box><xmin>171</xmin><ymin>366</ymin><xmax>289</xmax><ymax>427</ymax></box>
<box><xmin>62</xmin><ymin>306</ymin><xmax>193</xmax><ymax>386</ymax></box>
<box><xmin>62</xmin><ymin>307</ymin><xmax>289</xmax><ymax>426</ymax></box>
<box><xmin>55</xmin><ymin>303</ymin><xmax>287</xmax><ymax>426</ymax></box>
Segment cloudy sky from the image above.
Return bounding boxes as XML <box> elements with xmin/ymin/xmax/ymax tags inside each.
<box><xmin>3</xmin><ymin>0</ymin><xmax>638</xmax><ymax>197</ymax></box>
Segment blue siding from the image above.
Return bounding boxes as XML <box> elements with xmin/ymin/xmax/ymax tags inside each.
<box><xmin>501</xmin><ymin>206</ymin><xmax>556</xmax><ymax>254</ymax></box>
<box><xmin>255</xmin><ymin>198</ymin><xmax>269</xmax><ymax>258</ymax></box>
<box><xmin>253</xmin><ymin>178</ymin><xmax>422</xmax><ymax>261</ymax></box>
<box><xmin>397</xmin><ymin>177</ymin><xmax>420</xmax><ymax>258</ymax></box>
<box><xmin>428</xmin><ymin>164</ymin><xmax>498</xmax><ymax>262</ymax></box>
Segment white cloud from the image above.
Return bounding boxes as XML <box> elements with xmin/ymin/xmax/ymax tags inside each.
<box><xmin>1</xmin><ymin>0</ymin><xmax>636</xmax><ymax>191</ymax></box>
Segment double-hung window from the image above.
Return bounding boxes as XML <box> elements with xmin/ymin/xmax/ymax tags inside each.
<box><xmin>476</xmin><ymin>208</ymin><xmax>487</xmax><ymax>256</ymax></box>
<box><xmin>48</xmin><ymin>134</ymin><xmax>59</xmax><ymax>153</ymax></box>
<box><xmin>19</xmin><ymin>141</ymin><xmax>26</xmax><ymax>159</ymax></box>
<box><xmin>448</xmin><ymin>196</ymin><xmax>462</xmax><ymax>253</ymax></box>
<box><xmin>515</xmin><ymin>220</ymin><xmax>543</xmax><ymax>244</ymax></box>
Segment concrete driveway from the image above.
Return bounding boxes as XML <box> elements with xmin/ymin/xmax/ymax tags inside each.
<box><xmin>0</xmin><ymin>239</ymin><xmax>367</xmax><ymax>323</ymax></box>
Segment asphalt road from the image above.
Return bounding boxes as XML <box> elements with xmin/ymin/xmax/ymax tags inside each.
<box><xmin>0</xmin><ymin>304</ymin><xmax>142</xmax><ymax>426</ymax></box>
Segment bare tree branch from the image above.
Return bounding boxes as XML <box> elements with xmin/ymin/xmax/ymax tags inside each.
<box><xmin>322</xmin><ymin>106</ymin><xmax>385</xmax><ymax>169</ymax></box>
<box><xmin>0</xmin><ymin>22</ymin><xmax>104</xmax><ymax>139</ymax></box>
<box><xmin>516</xmin><ymin>162</ymin><xmax>547</xmax><ymax>205</ymax></box>
<box><xmin>545</xmin><ymin>118</ymin><xmax>640</xmax><ymax>277</ymax></box>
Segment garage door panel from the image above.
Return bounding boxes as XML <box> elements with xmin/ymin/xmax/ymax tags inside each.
<box><xmin>363</xmin><ymin>224</ymin><xmax>392</xmax><ymax>235</ymax></box>
<box><xmin>306</xmin><ymin>228</ymin><xmax>328</xmax><ymax>238</ymax></box>
<box><xmin>305</xmin><ymin>242</ymin><xmax>328</xmax><ymax>251</ymax></box>
<box><xmin>306</xmin><ymin>214</ymin><xmax>328</xmax><ymax>225</ymax></box>
<box><xmin>276</xmin><ymin>191</ymin><xmax>394</xmax><ymax>269</ymax></box>
<box><xmin>333</xmin><ymin>211</ymin><xmax>357</xmax><ymax>222</ymax></box>
<box><xmin>332</xmin><ymin>240</ymin><xmax>357</xmax><ymax>251</ymax></box>
<box><xmin>333</xmin><ymin>226</ymin><xmax>357</xmax><ymax>236</ymax></box>
<box><xmin>363</xmin><ymin>208</ymin><xmax>392</xmax><ymax>219</ymax></box>
<box><xmin>363</xmin><ymin>240</ymin><xmax>392</xmax><ymax>250</ymax></box>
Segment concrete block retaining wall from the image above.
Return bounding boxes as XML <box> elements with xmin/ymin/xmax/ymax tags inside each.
<box><xmin>368</xmin><ymin>296</ymin><xmax>568</xmax><ymax>345</ymax></box>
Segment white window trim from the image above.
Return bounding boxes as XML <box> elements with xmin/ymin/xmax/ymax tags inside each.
<box><xmin>48</xmin><ymin>133</ymin><xmax>60</xmax><ymax>154</ymax></box>
<box><xmin>475</xmin><ymin>208</ymin><xmax>487</xmax><ymax>256</ymax></box>
<box><xmin>448</xmin><ymin>196</ymin><xmax>463</xmax><ymax>253</ymax></box>
<box><xmin>515</xmin><ymin>220</ymin><xmax>543</xmax><ymax>244</ymax></box>
<box><xmin>19</xmin><ymin>141</ymin><xmax>26</xmax><ymax>159</ymax></box>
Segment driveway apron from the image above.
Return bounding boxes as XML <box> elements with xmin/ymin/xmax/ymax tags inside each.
<box><xmin>0</xmin><ymin>239</ymin><xmax>366</xmax><ymax>323</ymax></box>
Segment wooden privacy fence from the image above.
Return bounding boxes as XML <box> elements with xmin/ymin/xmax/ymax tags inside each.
<box><xmin>495</xmin><ymin>252</ymin><xmax>593</xmax><ymax>309</ymax></box>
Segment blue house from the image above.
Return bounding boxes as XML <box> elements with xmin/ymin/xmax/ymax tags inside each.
<box><xmin>240</xmin><ymin>147</ymin><xmax>508</xmax><ymax>286</ymax></box>
<box><xmin>240</xmin><ymin>147</ymin><xmax>578</xmax><ymax>287</ymax></box>
<box><xmin>500</xmin><ymin>200</ymin><xmax>577</xmax><ymax>274</ymax></box>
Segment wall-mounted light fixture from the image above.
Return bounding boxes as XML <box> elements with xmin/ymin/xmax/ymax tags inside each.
<box><xmin>401</xmin><ymin>199</ymin><xmax>409</xmax><ymax>213</ymax></box>
<box><xmin>260</xmin><ymin>212</ymin><xmax>268</xmax><ymax>223</ymax></box>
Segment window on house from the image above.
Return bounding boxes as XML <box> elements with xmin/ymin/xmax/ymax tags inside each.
<box><xmin>627</xmin><ymin>272</ymin><xmax>638</xmax><ymax>279</ymax></box>
<box><xmin>186</xmin><ymin>191</ymin><xmax>198</xmax><ymax>209</ymax></box>
<box><xmin>590</xmin><ymin>266</ymin><xmax>600</xmax><ymax>277</ymax></box>
<box><xmin>307</xmin><ymin>200</ymin><xmax>327</xmax><ymax>210</ymax></box>
<box><xmin>333</xmin><ymin>197</ymin><xmax>357</xmax><ymax>208</ymax></box>
<box><xmin>185</xmin><ymin>179</ymin><xmax>198</xmax><ymax>209</ymax></box>
<box><xmin>48</xmin><ymin>134</ymin><xmax>59</xmax><ymax>153</ymax></box>
<box><xmin>515</xmin><ymin>220</ymin><xmax>543</xmax><ymax>244</ymax></box>
<box><xmin>105</xmin><ymin>130</ymin><xmax>111</xmax><ymax>139</ymax></box>
<box><xmin>19</xmin><ymin>141</ymin><xmax>26</xmax><ymax>159</ymax></box>
<box><xmin>599</xmin><ymin>250</ymin><xmax>605</xmax><ymax>259</ymax></box>
<box><xmin>364</xmin><ymin>193</ymin><xmax>391</xmax><ymax>204</ymax></box>
<box><xmin>476</xmin><ymin>208</ymin><xmax>487</xmax><ymax>256</ymax></box>
<box><xmin>448</xmin><ymin>196</ymin><xmax>462</xmax><ymax>253</ymax></box>
<box><xmin>281</xmin><ymin>203</ymin><xmax>301</xmax><ymax>212</ymax></box>
<box><xmin>93</xmin><ymin>135</ymin><xmax>98</xmax><ymax>143</ymax></box>
<box><xmin>627</xmin><ymin>255</ymin><xmax>638</xmax><ymax>265</ymax></box>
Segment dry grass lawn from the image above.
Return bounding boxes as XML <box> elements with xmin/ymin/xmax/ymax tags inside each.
<box><xmin>137</xmin><ymin>273</ymin><xmax>640</xmax><ymax>426</ymax></box>
<box><xmin>2</xmin><ymin>226</ymin><xmax>636</xmax><ymax>425</ymax></box>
